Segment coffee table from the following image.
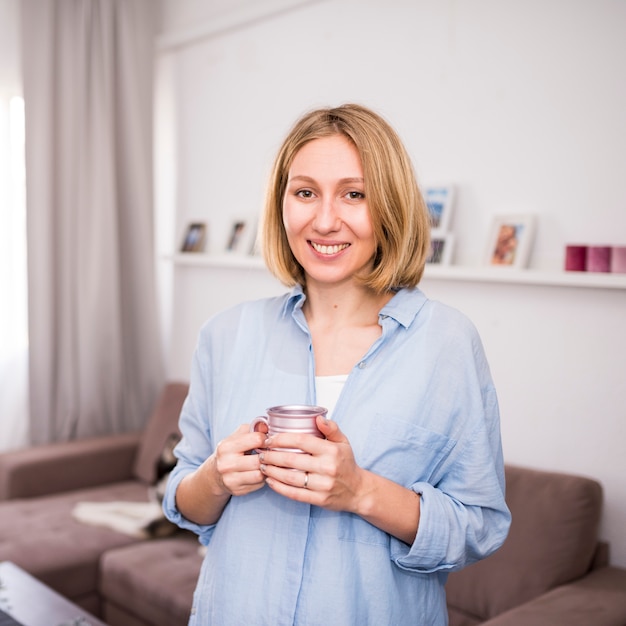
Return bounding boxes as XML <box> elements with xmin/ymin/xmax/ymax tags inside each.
<box><xmin>0</xmin><ymin>562</ymin><xmax>107</xmax><ymax>626</ymax></box>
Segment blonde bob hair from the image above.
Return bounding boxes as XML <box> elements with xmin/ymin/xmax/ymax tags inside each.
<box><xmin>261</xmin><ymin>103</ymin><xmax>431</xmax><ymax>293</ymax></box>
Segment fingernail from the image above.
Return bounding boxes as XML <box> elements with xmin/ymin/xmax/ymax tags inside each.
<box><xmin>264</xmin><ymin>436</ymin><xmax>274</xmax><ymax>446</ymax></box>
<box><xmin>260</xmin><ymin>464</ymin><xmax>267</xmax><ymax>473</ymax></box>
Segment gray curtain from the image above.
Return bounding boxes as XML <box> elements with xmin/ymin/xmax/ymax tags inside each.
<box><xmin>22</xmin><ymin>0</ymin><xmax>164</xmax><ymax>443</ymax></box>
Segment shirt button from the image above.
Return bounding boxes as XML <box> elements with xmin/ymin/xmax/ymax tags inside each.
<box><xmin>358</xmin><ymin>361</ymin><xmax>366</xmax><ymax>369</ymax></box>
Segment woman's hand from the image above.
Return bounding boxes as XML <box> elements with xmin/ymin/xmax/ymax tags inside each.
<box><xmin>258</xmin><ymin>416</ymin><xmax>366</xmax><ymax>513</ymax></box>
<box><xmin>175</xmin><ymin>425</ymin><xmax>266</xmax><ymax>526</ymax></box>
<box><xmin>211</xmin><ymin>424</ymin><xmax>268</xmax><ymax>497</ymax></box>
<box><xmin>259</xmin><ymin>415</ymin><xmax>421</xmax><ymax>545</ymax></box>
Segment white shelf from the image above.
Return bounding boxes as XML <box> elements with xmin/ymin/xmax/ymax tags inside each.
<box><xmin>165</xmin><ymin>254</ymin><xmax>626</xmax><ymax>290</ymax></box>
<box><xmin>421</xmin><ymin>264</ymin><xmax>626</xmax><ymax>290</ymax></box>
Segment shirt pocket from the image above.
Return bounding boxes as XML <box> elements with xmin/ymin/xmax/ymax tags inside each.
<box><xmin>337</xmin><ymin>416</ymin><xmax>455</xmax><ymax>547</ymax></box>
<box><xmin>358</xmin><ymin>414</ymin><xmax>456</xmax><ymax>487</ymax></box>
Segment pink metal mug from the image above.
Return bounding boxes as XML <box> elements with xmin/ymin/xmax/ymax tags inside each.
<box><xmin>250</xmin><ymin>404</ymin><xmax>327</xmax><ymax>453</ymax></box>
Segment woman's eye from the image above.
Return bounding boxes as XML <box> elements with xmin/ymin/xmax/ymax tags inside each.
<box><xmin>296</xmin><ymin>189</ymin><xmax>314</xmax><ymax>198</ymax></box>
<box><xmin>346</xmin><ymin>191</ymin><xmax>365</xmax><ymax>200</ymax></box>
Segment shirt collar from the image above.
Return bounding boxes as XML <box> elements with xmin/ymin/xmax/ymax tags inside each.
<box><xmin>380</xmin><ymin>287</ymin><xmax>428</xmax><ymax>329</ymax></box>
<box><xmin>282</xmin><ymin>284</ymin><xmax>427</xmax><ymax>329</ymax></box>
<box><xmin>281</xmin><ymin>284</ymin><xmax>306</xmax><ymax>318</ymax></box>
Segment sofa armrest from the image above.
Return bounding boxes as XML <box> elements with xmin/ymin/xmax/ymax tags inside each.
<box><xmin>481</xmin><ymin>566</ymin><xmax>626</xmax><ymax>626</ymax></box>
<box><xmin>0</xmin><ymin>431</ymin><xmax>142</xmax><ymax>500</ymax></box>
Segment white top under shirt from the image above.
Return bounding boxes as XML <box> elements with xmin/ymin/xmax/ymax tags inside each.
<box><xmin>315</xmin><ymin>374</ymin><xmax>348</xmax><ymax>419</ymax></box>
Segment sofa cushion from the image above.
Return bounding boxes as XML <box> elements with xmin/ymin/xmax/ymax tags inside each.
<box><xmin>480</xmin><ymin>566</ymin><xmax>626</xmax><ymax>626</ymax></box>
<box><xmin>133</xmin><ymin>382</ymin><xmax>188</xmax><ymax>484</ymax></box>
<box><xmin>0</xmin><ymin>480</ymin><xmax>150</xmax><ymax>601</ymax></box>
<box><xmin>447</xmin><ymin>605</ymin><xmax>482</xmax><ymax>626</ymax></box>
<box><xmin>100</xmin><ymin>537</ymin><xmax>202</xmax><ymax>626</ymax></box>
<box><xmin>446</xmin><ymin>464</ymin><xmax>603</xmax><ymax>621</ymax></box>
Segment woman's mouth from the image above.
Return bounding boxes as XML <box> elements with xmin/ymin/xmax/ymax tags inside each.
<box><xmin>310</xmin><ymin>242</ymin><xmax>350</xmax><ymax>255</ymax></box>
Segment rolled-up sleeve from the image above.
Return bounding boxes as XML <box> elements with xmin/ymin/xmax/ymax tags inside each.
<box><xmin>391</xmin><ymin>381</ymin><xmax>511</xmax><ymax>573</ymax></box>
<box><xmin>162</xmin><ymin>322</ymin><xmax>219</xmax><ymax>544</ymax></box>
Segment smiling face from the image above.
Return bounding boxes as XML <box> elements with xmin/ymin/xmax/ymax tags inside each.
<box><xmin>282</xmin><ymin>134</ymin><xmax>377</xmax><ymax>289</ymax></box>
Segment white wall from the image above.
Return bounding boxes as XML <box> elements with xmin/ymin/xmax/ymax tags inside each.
<box><xmin>0</xmin><ymin>0</ymin><xmax>20</xmax><ymax>92</ymax></box>
<box><xmin>157</xmin><ymin>0</ymin><xmax>626</xmax><ymax>567</ymax></box>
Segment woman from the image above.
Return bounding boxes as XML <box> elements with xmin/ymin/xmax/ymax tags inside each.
<box><xmin>163</xmin><ymin>104</ymin><xmax>510</xmax><ymax>625</ymax></box>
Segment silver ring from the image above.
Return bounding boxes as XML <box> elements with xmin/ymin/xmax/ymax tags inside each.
<box><xmin>303</xmin><ymin>472</ymin><xmax>309</xmax><ymax>489</ymax></box>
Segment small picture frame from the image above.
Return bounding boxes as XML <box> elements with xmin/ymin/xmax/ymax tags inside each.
<box><xmin>226</xmin><ymin>220</ymin><xmax>248</xmax><ymax>253</ymax></box>
<box><xmin>180</xmin><ymin>222</ymin><xmax>207</xmax><ymax>252</ymax></box>
<box><xmin>424</xmin><ymin>185</ymin><xmax>455</xmax><ymax>233</ymax></box>
<box><xmin>485</xmin><ymin>214</ymin><xmax>536</xmax><ymax>268</ymax></box>
<box><xmin>427</xmin><ymin>233</ymin><xmax>454</xmax><ymax>265</ymax></box>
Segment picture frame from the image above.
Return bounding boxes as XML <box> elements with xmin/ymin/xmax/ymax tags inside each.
<box><xmin>226</xmin><ymin>220</ymin><xmax>249</xmax><ymax>254</ymax></box>
<box><xmin>426</xmin><ymin>233</ymin><xmax>454</xmax><ymax>266</ymax></box>
<box><xmin>424</xmin><ymin>185</ymin><xmax>455</xmax><ymax>233</ymax></box>
<box><xmin>180</xmin><ymin>222</ymin><xmax>207</xmax><ymax>252</ymax></box>
<box><xmin>484</xmin><ymin>214</ymin><xmax>536</xmax><ymax>268</ymax></box>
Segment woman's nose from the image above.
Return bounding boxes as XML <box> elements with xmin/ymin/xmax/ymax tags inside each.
<box><xmin>312</xmin><ymin>196</ymin><xmax>340</xmax><ymax>233</ymax></box>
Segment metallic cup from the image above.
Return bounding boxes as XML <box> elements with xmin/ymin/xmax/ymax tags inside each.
<box><xmin>250</xmin><ymin>404</ymin><xmax>327</xmax><ymax>453</ymax></box>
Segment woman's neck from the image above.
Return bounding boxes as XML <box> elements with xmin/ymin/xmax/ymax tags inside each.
<box><xmin>302</xmin><ymin>280</ymin><xmax>393</xmax><ymax>329</ymax></box>
<box><xmin>303</xmin><ymin>282</ymin><xmax>394</xmax><ymax>376</ymax></box>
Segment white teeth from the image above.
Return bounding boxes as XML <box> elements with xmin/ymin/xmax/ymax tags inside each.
<box><xmin>311</xmin><ymin>242</ymin><xmax>349</xmax><ymax>255</ymax></box>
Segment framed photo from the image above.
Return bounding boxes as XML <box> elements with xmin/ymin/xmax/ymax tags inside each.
<box><xmin>225</xmin><ymin>220</ymin><xmax>252</xmax><ymax>254</ymax></box>
<box><xmin>484</xmin><ymin>214</ymin><xmax>536</xmax><ymax>268</ymax></box>
<box><xmin>424</xmin><ymin>185</ymin><xmax>455</xmax><ymax>233</ymax></box>
<box><xmin>180</xmin><ymin>222</ymin><xmax>206</xmax><ymax>252</ymax></box>
<box><xmin>427</xmin><ymin>233</ymin><xmax>454</xmax><ymax>265</ymax></box>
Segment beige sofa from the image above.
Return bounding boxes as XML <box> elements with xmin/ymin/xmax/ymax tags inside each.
<box><xmin>446</xmin><ymin>465</ymin><xmax>626</xmax><ymax>625</ymax></box>
<box><xmin>1</xmin><ymin>382</ymin><xmax>625</xmax><ymax>625</ymax></box>
<box><xmin>0</xmin><ymin>382</ymin><xmax>200</xmax><ymax>624</ymax></box>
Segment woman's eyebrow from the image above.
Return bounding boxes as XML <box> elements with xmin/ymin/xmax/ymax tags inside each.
<box><xmin>287</xmin><ymin>175</ymin><xmax>365</xmax><ymax>184</ymax></box>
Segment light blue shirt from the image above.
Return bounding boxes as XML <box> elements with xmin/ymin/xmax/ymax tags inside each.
<box><xmin>163</xmin><ymin>286</ymin><xmax>511</xmax><ymax>626</ymax></box>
